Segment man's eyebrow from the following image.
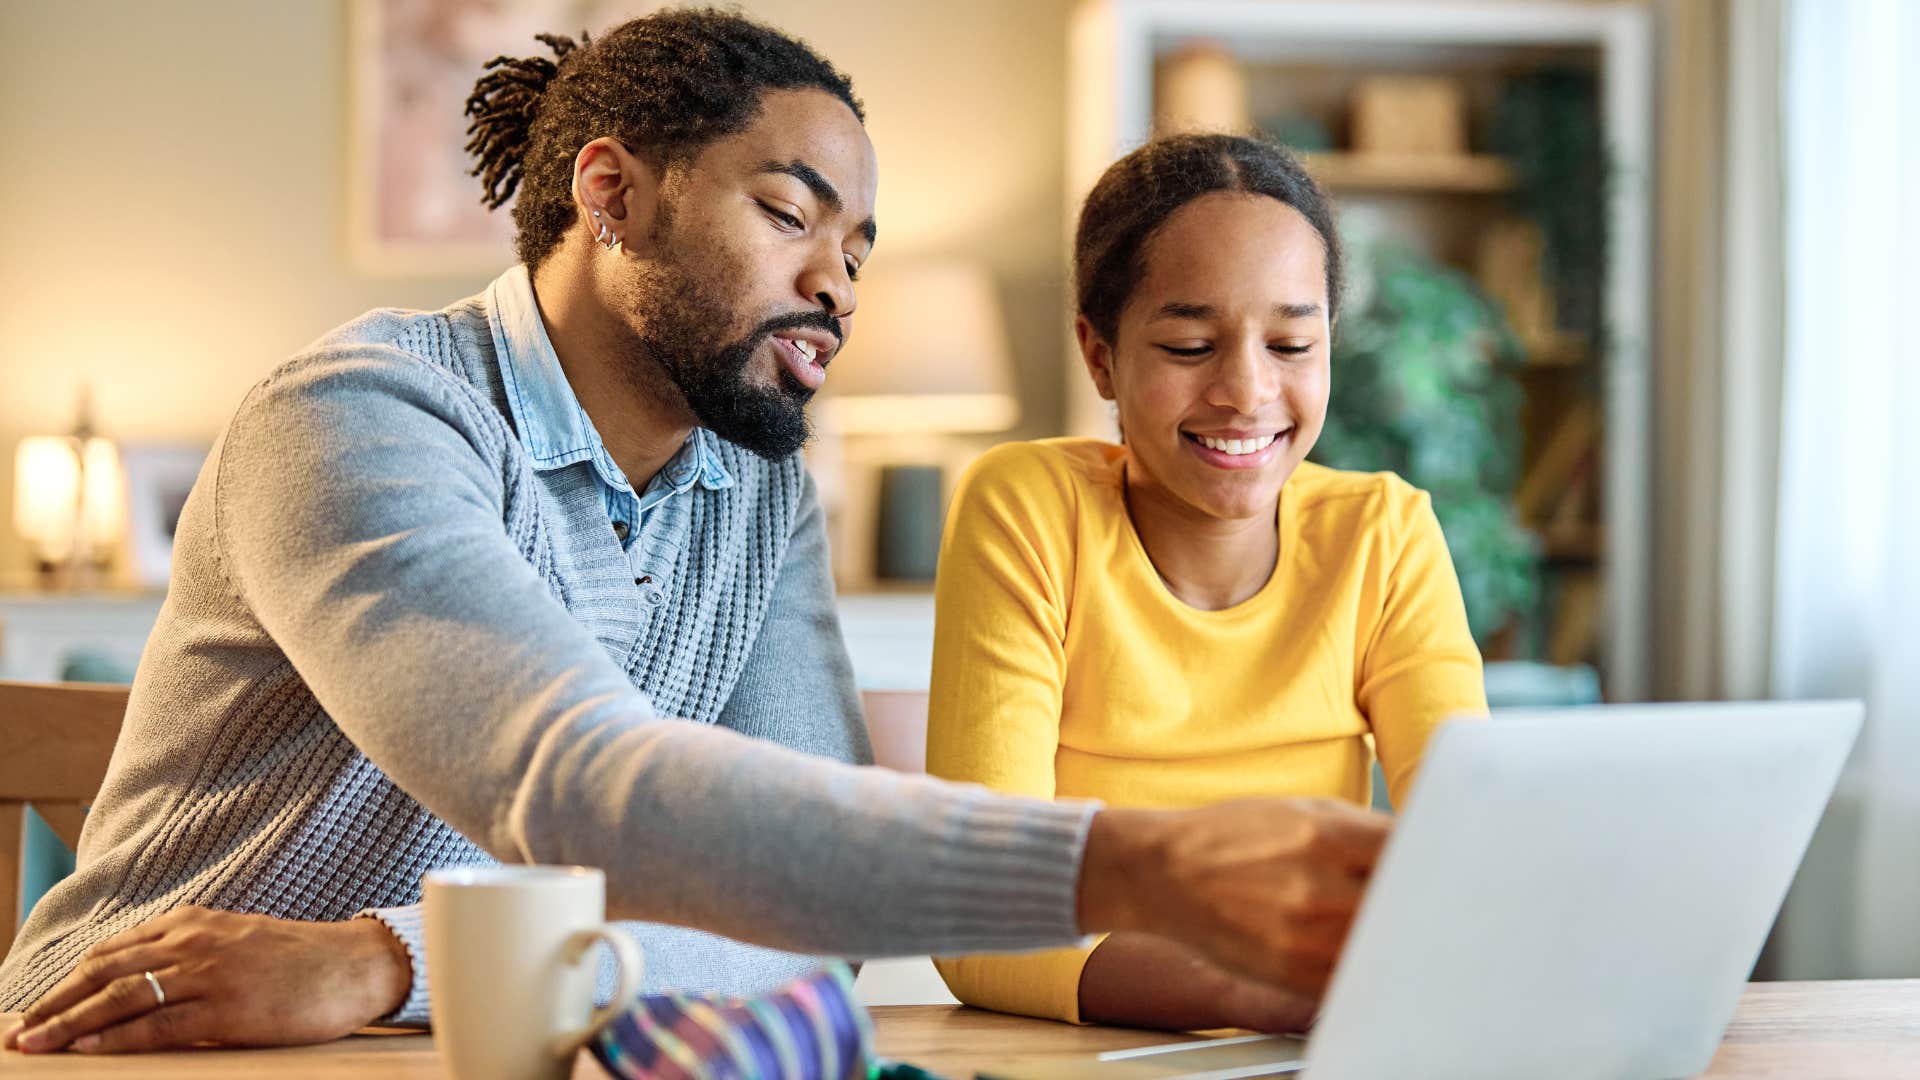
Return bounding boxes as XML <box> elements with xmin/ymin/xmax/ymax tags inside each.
<box><xmin>1275</xmin><ymin>302</ymin><xmax>1322</xmax><ymax>319</ymax></box>
<box><xmin>759</xmin><ymin>159</ymin><xmax>876</xmax><ymax>246</ymax></box>
<box><xmin>761</xmin><ymin>160</ymin><xmax>841</xmax><ymax>211</ymax></box>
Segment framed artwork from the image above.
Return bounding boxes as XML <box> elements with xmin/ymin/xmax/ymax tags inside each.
<box><xmin>121</xmin><ymin>444</ymin><xmax>210</xmax><ymax>590</ymax></box>
<box><xmin>347</xmin><ymin>0</ymin><xmax>658</xmax><ymax>275</ymax></box>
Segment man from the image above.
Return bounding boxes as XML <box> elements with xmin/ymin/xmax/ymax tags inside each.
<box><xmin>0</xmin><ymin>10</ymin><xmax>1386</xmax><ymax>1054</ymax></box>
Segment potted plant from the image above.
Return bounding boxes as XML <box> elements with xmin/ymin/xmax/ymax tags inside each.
<box><xmin>1311</xmin><ymin>245</ymin><xmax>1541</xmax><ymax>647</ymax></box>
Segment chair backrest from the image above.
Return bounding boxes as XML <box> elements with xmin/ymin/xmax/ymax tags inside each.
<box><xmin>0</xmin><ymin>680</ymin><xmax>128</xmax><ymax>956</ymax></box>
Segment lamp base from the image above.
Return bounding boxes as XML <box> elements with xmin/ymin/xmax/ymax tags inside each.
<box><xmin>874</xmin><ymin>464</ymin><xmax>945</xmax><ymax>582</ymax></box>
<box><xmin>29</xmin><ymin>556</ymin><xmax>110</xmax><ymax>593</ymax></box>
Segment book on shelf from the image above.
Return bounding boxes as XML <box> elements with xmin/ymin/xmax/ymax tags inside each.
<box><xmin>1548</xmin><ymin>571</ymin><xmax>1603</xmax><ymax>667</ymax></box>
<box><xmin>1515</xmin><ymin>399</ymin><xmax>1600</xmax><ymax>523</ymax></box>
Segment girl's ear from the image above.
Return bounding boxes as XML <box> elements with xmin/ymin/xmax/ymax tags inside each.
<box><xmin>1075</xmin><ymin>316</ymin><xmax>1118</xmax><ymax>402</ymax></box>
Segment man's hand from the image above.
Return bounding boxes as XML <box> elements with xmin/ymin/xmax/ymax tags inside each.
<box><xmin>1078</xmin><ymin>797</ymin><xmax>1390</xmax><ymax>1002</ymax></box>
<box><xmin>1</xmin><ymin>907</ymin><xmax>412</xmax><ymax>1054</ymax></box>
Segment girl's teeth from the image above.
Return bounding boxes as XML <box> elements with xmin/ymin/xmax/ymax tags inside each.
<box><xmin>1195</xmin><ymin>433</ymin><xmax>1278</xmax><ymax>456</ymax></box>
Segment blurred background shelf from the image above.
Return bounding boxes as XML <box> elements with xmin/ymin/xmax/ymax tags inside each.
<box><xmin>1524</xmin><ymin>334</ymin><xmax>1595</xmax><ymax>368</ymax></box>
<box><xmin>1299</xmin><ymin>151</ymin><xmax>1517</xmax><ymax>192</ymax></box>
<box><xmin>1067</xmin><ymin>0</ymin><xmax>1653</xmax><ymax>699</ymax></box>
<box><xmin>1542</xmin><ymin>528</ymin><xmax>1604</xmax><ymax>565</ymax></box>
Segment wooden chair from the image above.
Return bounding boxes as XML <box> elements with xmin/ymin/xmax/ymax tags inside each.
<box><xmin>0</xmin><ymin>681</ymin><xmax>128</xmax><ymax>956</ymax></box>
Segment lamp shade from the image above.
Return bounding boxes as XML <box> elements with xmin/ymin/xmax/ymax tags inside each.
<box><xmin>80</xmin><ymin>436</ymin><xmax>127</xmax><ymax>548</ymax></box>
<box><xmin>15</xmin><ymin>436</ymin><xmax>81</xmax><ymax>560</ymax></box>
<box><xmin>13</xmin><ymin>435</ymin><xmax>124</xmax><ymax>562</ymax></box>
<box><xmin>821</xmin><ymin>260</ymin><xmax>1019</xmax><ymax>435</ymax></box>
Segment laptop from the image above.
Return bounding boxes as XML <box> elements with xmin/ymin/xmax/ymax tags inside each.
<box><xmin>981</xmin><ymin>700</ymin><xmax>1862</xmax><ymax>1080</ymax></box>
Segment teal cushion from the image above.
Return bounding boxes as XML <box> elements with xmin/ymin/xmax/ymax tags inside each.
<box><xmin>1484</xmin><ymin>660</ymin><xmax>1603</xmax><ymax>709</ymax></box>
<box><xmin>60</xmin><ymin>650</ymin><xmax>138</xmax><ymax>686</ymax></box>
<box><xmin>18</xmin><ymin>809</ymin><xmax>75</xmax><ymax>933</ymax></box>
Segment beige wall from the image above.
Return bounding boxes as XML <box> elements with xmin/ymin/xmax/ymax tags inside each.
<box><xmin>0</xmin><ymin>0</ymin><xmax>1073</xmax><ymax>585</ymax></box>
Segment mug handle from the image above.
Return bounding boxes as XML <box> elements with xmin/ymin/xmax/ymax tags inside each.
<box><xmin>549</xmin><ymin>924</ymin><xmax>645</xmax><ymax>1057</ymax></box>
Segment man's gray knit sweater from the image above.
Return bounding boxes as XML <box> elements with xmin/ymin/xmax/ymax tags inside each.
<box><xmin>0</xmin><ymin>286</ymin><xmax>1094</xmax><ymax>1023</ymax></box>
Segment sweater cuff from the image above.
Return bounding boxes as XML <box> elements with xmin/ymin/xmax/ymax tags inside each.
<box><xmin>906</xmin><ymin>793</ymin><xmax>1100</xmax><ymax>955</ymax></box>
<box><xmin>356</xmin><ymin>905</ymin><xmax>432</xmax><ymax>1026</ymax></box>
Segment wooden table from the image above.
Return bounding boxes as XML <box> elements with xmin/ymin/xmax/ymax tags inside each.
<box><xmin>4</xmin><ymin>981</ymin><xmax>1918</xmax><ymax>1077</ymax></box>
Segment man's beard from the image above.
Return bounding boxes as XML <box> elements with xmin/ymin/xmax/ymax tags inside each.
<box><xmin>621</xmin><ymin>248</ymin><xmax>836</xmax><ymax>461</ymax></box>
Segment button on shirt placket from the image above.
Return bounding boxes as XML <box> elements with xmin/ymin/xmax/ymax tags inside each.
<box><xmin>604</xmin><ymin>455</ymin><xmax>675</xmax><ymax>601</ymax></box>
<box><xmin>490</xmin><ymin>259</ymin><xmax>728</xmax><ymax>659</ymax></box>
<box><xmin>629</xmin><ymin>540</ymin><xmax>668</xmax><ymax>605</ymax></box>
<box><xmin>619</xmin><ymin>489</ymin><xmax>681</xmax><ymax>614</ymax></box>
<box><xmin>613</xmin><ymin>517</ymin><xmax>665</xmax><ymax>601</ymax></box>
<box><xmin>612</xmin><ymin>433</ymin><xmax>732</xmax><ymax>613</ymax></box>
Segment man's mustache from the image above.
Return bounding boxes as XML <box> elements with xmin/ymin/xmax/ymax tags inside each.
<box><xmin>749</xmin><ymin>309</ymin><xmax>843</xmax><ymax>351</ymax></box>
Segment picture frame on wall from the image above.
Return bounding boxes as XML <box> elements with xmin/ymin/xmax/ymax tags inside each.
<box><xmin>346</xmin><ymin>0</ymin><xmax>661</xmax><ymax>276</ymax></box>
<box><xmin>121</xmin><ymin>444</ymin><xmax>209</xmax><ymax>590</ymax></box>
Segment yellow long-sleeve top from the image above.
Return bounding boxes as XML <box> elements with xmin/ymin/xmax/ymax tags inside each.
<box><xmin>926</xmin><ymin>439</ymin><xmax>1487</xmax><ymax>1023</ymax></box>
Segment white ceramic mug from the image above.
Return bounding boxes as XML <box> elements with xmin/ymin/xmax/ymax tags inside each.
<box><xmin>423</xmin><ymin>865</ymin><xmax>642</xmax><ymax>1080</ymax></box>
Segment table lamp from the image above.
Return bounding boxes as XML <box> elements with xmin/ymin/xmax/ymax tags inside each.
<box><xmin>821</xmin><ymin>260</ymin><xmax>1018</xmax><ymax>581</ymax></box>
<box><xmin>13</xmin><ymin>408</ymin><xmax>125</xmax><ymax>588</ymax></box>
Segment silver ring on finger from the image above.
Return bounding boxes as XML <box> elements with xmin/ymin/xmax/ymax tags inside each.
<box><xmin>142</xmin><ymin>970</ymin><xmax>166</xmax><ymax>1007</ymax></box>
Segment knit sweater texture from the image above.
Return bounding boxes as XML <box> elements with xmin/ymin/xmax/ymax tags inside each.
<box><xmin>0</xmin><ymin>279</ymin><xmax>1095</xmax><ymax>1023</ymax></box>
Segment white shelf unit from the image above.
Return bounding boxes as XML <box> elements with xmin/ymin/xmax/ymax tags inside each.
<box><xmin>1064</xmin><ymin>0</ymin><xmax>1654</xmax><ymax>700</ymax></box>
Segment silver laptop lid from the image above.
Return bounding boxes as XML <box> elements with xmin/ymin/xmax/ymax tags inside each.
<box><xmin>1305</xmin><ymin>700</ymin><xmax>1862</xmax><ymax>1080</ymax></box>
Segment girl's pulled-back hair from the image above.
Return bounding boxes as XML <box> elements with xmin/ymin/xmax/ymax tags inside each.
<box><xmin>1074</xmin><ymin>133</ymin><xmax>1342</xmax><ymax>344</ymax></box>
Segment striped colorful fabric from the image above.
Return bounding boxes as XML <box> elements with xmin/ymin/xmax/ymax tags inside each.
<box><xmin>590</xmin><ymin>961</ymin><xmax>876</xmax><ymax>1080</ymax></box>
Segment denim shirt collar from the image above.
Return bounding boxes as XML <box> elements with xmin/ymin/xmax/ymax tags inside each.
<box><xmin>486</xmin><ymin>265</ymin><xmax>733</xmax><ymax>502</ymax></box>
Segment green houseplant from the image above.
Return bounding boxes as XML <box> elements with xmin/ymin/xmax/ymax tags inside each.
<box><xmin>1311</xmin><ymin>245</ymin><xmax>1540</xmax><ymax>645</ymax></box>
